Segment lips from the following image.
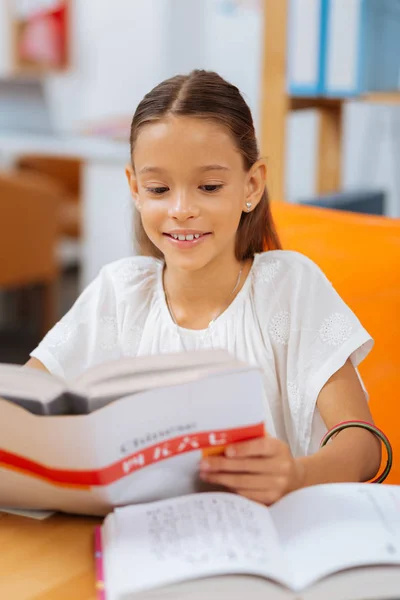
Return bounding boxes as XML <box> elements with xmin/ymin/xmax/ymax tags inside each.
<box><xmin>164</xmin><ymin>232</ymin><xmax>211</xmax><ymax>241</ymax></box>
<box><xmin>163</xmin><ymin>231</ymin><xmax>211</xmax><ymax>248</ymax></box>
<box><xmin>167</xmin><ymin>233</ymin><xmax>200</xmax><ymax>241</ymax></box>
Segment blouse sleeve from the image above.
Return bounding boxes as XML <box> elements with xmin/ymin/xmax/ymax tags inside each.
<box><xmin>30</xmin><ymin>266</ymin><xmax>121</xmax><ymax>381</ymax></box>
<box><xmin>266</xmin><ymin>252</ymin><xmax>373</xmax><ymax>456</ymax></box>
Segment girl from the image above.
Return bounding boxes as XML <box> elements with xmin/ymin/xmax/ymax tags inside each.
<box><xmin>27</xmin><ymin>70</ymin><xmax>381</xmax><ymax>505</ymax></box>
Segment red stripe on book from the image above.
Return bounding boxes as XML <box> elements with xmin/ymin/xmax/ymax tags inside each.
<box><xmin>0</xmin><ymin>423</ymin><xmax>264</xmax><ymax>487</ymax></box>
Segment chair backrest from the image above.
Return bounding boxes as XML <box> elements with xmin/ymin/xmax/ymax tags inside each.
<box><xmin>271</xmin><ymin>201</ymin><xmax>400</xmax><ymax>484</ymax></box>
<box><xmin>0</xmin><ymin>171</ymin><xmax>61</xmax><ymax>288</ymax></box>
<box><xmin>16</xmin><ymin>155</ymin><xmax>81</xmax><ymax>198</ymax></box>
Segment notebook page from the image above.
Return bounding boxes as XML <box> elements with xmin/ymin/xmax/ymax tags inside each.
<box><xmin>104</xmin><ymin>493</ymin><xmax>291</xmax><ymax>597</ymax></box>
<box><xmin>270</xmin><ymin>483</ymin><xmax>400</xmax><ymax>592</ymax></box>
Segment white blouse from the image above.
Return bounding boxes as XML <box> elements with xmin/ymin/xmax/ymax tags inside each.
<box><xmin>31</xmin><ymin>251</ymin><xmax>373</xmax><ymax>457</ymax></box>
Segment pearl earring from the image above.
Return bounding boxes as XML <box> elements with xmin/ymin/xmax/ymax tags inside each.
<box><xmin>245</xmin><ymin>202</ymin><xmax>252</xmax><ymax>211</ymax></box>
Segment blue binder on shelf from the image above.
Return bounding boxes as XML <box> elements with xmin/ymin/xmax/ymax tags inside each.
<box><xmin>287</xmin><ymin>0</ymin><xmax>329</xmax><ymax>96</ymax></box>
<box><xmin>322</xmin><ymin>0</ymin><xmax>400</xmax><ymax>97</ymax></box>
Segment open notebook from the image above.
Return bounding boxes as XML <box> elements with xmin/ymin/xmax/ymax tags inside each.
<box><xmin>96</xmin><ymin>483</ymin><xmax>400</xmax><ymax>600</ymax></box>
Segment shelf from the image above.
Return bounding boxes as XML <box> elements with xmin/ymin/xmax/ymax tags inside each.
<box><xmin>290</xmin><ymin>93</ymin><xmax>400</xmax><ymax>112</ymax></box>
<box><xmin>261</xmin><ymin>0</ymin><xmax>400</xmax><ymax>201</ymax></box>
<box><xmin>360</xmin><ymin>92</ymin><xmax>400</xmax><ymax>105</ymax></box>
<box><xmin>290</xmin><ymin>97</ymin><xmax>343</xmax><ymax>111</ymax></box>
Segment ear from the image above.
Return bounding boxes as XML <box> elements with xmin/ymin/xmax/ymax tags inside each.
<box><xmin>244</xmin><ymin>159</ymin><xmax>267</xmax><ymax>213</ymax></box>
<box><xmin>125</xmin><ymin>163</ymin><xmax>141</xmax><ymax>211</ymax></box>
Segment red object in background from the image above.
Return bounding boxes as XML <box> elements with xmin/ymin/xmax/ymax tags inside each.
<box><xmin>18</xmin><ymin>1</ymin><xmax>68</xmax><ymax>68</ymax></box>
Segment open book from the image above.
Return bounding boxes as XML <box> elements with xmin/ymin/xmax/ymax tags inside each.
<box><xmin>0</xmin><ymin>350</ymin><xmax>266</xmax><ymax>515</ymax></box>
<box><xmin>0</xmin><ymin>349</ymin><xmax>248</xmax><ymax>415</ymax></box>
<box><xmin>97</xmin><ymin>483</ymin><xmax>400</xmax><ymax>599</ymax></box>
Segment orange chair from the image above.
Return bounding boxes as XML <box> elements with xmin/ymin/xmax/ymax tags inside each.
<box><xmin>0</xmin><ymin>171</ymin><xmax>61</xmax><ymax>337</ymax></box>
<box><xmin>271</xmin><ymin>201</ymin><xmax>400</xmax><ymax>484</ymax></box>
<box><xmin>16</xmin><ymin>154</ymin><xmax>82</xmax><ymax>239</ymax></box>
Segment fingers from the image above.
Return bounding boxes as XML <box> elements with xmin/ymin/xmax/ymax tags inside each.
<box><xmin>224</xmin><ymin>436</ymin><xmax>281</xmax><ymax>458</ymax></box>
<box><xmin>199</xmin><ymin>435</ymin><xmax>298</xmax><ymax>505</ymax></box>
<box><xmin>200</xmin><ymin>471</ymin><xmax>287</xmax><ymax>493</ymax></box>
<box><xmin>201</xmin><ymin>456</ymin><xmax>277</xmax><ymax>475</ymax></box>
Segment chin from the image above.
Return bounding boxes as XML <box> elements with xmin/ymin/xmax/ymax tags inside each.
<box><xmin>166</xmin><ymin>255</ymin><xmax>211</xmax><ymax>272</ymax></box>
<box><xmin>162</xmin><ymin>247</ymin><xmax>214</xmax><ymax>272</ymax></box>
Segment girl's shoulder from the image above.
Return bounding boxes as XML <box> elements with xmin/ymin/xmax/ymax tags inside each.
<box><xmin>252</xmin><ymin>249</ymin><xmax>327</xmax><ymax>292</ymax></box>
<box><xmin>100</xmin><ymin>255</ymin><xmax>163</xmax><ymax>297</ymax></box>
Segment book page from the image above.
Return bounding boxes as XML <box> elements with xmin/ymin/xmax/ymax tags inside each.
<box><xmin>0</xmin><ymin>364</ymin><xmax>66</xmax><ymax>414</ymax></box>
<box><xmin>73</xmin><ymin>349</ymin><xmax>236</xmax><ymax>390</ymax></box>
<box><xmin>270</xmin><ymin>483</ymin><xmax>400</xmax><ymax>591</ymax></box>
<box><xmin>83</xmin><ymin>362</ymin><xmax>246</xmax><ymax>411</ymax></box>
<box><xmin>104</xmin><ymin>493</ymin><xmax>292</xmax><ymax>597</ymax></box>
<box><xmin>0</xmin><ymin>507</ymin><xmax>54</xmax><ymax>519</ymax></box>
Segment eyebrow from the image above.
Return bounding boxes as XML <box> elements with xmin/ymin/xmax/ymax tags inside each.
<box><xmin>138</xmin><ymin>166</ymin><xmax>165</xmax><ymax>175</ymax></box>
<box><xmin>199</xmin><ymin>165</ymin><xmax>231</xmax><ymax>172</ymax></box>
<box><xmin>138</xmin><ymin>164</ymin><xmax>231</xmax><ymax>175</ymax></box>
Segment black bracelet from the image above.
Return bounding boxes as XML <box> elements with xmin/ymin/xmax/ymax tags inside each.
<box><xmin>320</xmin><ymin>420</ymin><xmax>393</xmax><ymax>484</ymax></box>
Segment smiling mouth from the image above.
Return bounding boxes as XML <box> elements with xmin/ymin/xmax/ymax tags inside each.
<box><xmin>163</xmin><ymin>232</ymin><xmax>211</xmax><ymax>241</ymax></box>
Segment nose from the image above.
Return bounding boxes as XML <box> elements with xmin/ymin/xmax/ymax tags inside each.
<box><xmin>167</xmin><ymin>190</ymin><xmax>200</xmax><ymax>221</ymax></box>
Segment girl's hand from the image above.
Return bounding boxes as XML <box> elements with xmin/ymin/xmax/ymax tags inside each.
<box><xmin>199</xmin><ymin>436</ymin><xmax>305</xmax><ymax>505</ymax></box>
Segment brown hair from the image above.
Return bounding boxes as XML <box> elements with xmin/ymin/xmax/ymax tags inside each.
<box><xmin>130</xmin><ymin>70</ymin><xmax>281</xmax><ymax>260</ymax></box>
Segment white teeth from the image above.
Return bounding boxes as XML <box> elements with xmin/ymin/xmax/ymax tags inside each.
<box><xmin>170</xmin><ymin>233</ymin><xmax>202</xmax><ymax>241</ymax></box>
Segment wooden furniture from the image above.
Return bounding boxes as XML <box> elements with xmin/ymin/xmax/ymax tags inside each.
<box><xmin>261</xmin><ymin>0</ymin><xmax>400</xmax><ymax>201</ymax></box>
<box><xmin>271</xmin><ymin>201</ymin><xmax>400</xmax><ymax>484</ymax></box>
<box><xmin>0</xmin><ymin>171</ymin><xmax>61</xmax><ymax>336</ymax></box>
<box><xmin>0</xmin><ymin>132</ymin><xmax>130</xmax><ymax>291</ymax></box>
<box><xmin>16</xmin><ymin>155</ymin><xmax>82</xmax><ymax>240</ymax></box>
<box><xmin>0</xmin><ymin>512</ymin><xmax>99</xmax><ymax>600</ymax></box>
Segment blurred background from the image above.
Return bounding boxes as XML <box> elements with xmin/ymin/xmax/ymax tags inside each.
<box><xmin>0</xmin><ymin>0</ymin><xmax>399</xmax><ymax>365</ymax></box>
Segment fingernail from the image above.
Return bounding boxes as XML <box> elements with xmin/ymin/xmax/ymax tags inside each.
<box><xmin>200</xmin><ymin>461</ymin><xmax>210</xmax><ymax>471</ymax></box>
<box><xmin>225</xmin><ymin>447</ymin><xmax>236</xmax><ymax>457</ymax></box>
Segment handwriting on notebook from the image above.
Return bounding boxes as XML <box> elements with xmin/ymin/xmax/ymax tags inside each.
<box><xmin>145</xmin><ymin>495</ymin><xmax>270</xmax><ymax>567</ymax></box>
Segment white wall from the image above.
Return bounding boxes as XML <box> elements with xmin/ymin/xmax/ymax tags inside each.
<box><xmin>203</xmin><ymin>0</ymin><xmax>264</xmax><ymax>132</ymax></box>
<box><xmin>44</xmin><ymin>0</ymin><xmax>170</xmax><ymax>133</ymax></box>
<box><xmin>165</xmin><ymin>0</ymin><xmax>207</xmax><ymax>77</ymax></box>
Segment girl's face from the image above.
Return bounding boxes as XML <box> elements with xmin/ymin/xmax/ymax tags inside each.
<box><xmin>127</xmin><ymin>116</ymin><xmax>265</xmax><ymax>272</ymax></box>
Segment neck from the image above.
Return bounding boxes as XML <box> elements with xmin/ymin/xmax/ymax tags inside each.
<box><xmin>164</xmin><ymin>253</ymin><xmax>248</xmax><ymax>329</ymax></box>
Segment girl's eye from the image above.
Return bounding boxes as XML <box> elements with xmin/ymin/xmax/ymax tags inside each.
<box><xmin>200</xmin><ymin>184</ymin><xmax>223</xmax><ymax>193</ymax></box>
<box><xmin>146</xmin><ymin>187</ymin><xmax>169</xmax><ymax>195</ymax></box>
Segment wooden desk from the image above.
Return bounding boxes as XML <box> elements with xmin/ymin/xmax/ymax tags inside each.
<box><xmin>2</xmin><ymin>512</ymin><xmax>400</xmax><ymax>600</ymax></box>
<box><xmin>0</xmin><ymin>512</ymin><xmax>100</xmax><ymax>600</ymax></box>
